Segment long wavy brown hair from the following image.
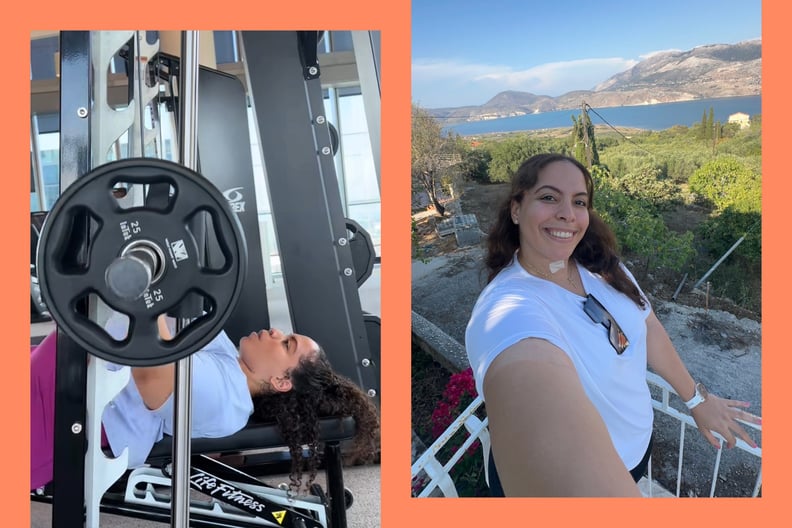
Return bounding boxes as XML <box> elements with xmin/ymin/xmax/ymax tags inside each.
<box><xmin>486</xmin><ymin>153</ymin><xmax>645</xmax><ymax>308</ymax></box>
<box><xmin>251</xmin><ymin>350</ymin><xmax>380</xmax><ymax>491</ymax></box>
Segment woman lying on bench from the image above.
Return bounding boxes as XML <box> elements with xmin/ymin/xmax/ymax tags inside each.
<box><xmin>31</xmin><ymin>317</ymin><xmax>380</xmax><ymax>493</ymax></box>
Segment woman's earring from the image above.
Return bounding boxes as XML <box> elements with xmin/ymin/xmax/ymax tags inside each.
<box><xmin>512</xmin><ymin>216</ymin><xmax>518</xmax><ymax>224</ymax></box>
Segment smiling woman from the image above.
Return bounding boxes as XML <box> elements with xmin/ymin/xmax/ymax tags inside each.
<box><xmin>464</xmin><ymin>153</ymin><xmax>761</xmax><ymax>497</ymax></box>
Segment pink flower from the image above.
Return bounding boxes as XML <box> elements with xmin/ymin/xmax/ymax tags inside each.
<box><xmin>430</xmin><ymin>368</ymin><xmax>479</xmax><ymax>440</ymax></box>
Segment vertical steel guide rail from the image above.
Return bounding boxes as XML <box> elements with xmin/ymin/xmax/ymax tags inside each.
<box><xmin>171</xmin><ymin>30</ymin><xmax>200</xmax><ymax>528</ymax></box>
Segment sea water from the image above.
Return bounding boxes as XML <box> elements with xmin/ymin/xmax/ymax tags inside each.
<box><xmin>444</xmin><ymin>95</ymin><xmax>761</xmax><ymax>136</ymax></box>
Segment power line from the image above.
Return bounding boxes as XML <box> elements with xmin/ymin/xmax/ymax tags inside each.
<box><xmin>583</xmin><ymin>103</ymin><xmax>656</xmax><ymax>158</ymax></box>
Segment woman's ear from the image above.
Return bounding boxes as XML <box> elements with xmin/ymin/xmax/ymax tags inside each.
<box><xmin>270</xmin><ymin>375</ymin><xmax>293</xmax><ymax>393</ymax></box>
<box><xmin>510</xmin><ymin>200</ymin><xmax>520</xmax><ymax>224</ymax></box>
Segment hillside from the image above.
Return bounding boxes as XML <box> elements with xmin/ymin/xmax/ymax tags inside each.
<box><xmin>428</xmin><ymin>40</ymin><xmax>761</xmax><ymax>123</ymax></box>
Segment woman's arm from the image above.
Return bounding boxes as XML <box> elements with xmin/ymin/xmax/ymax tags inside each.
<box><xmin>483</xmin><ymin>338</ymin><xmax>641</xmax><ymax>497</ymax></box>
<box><xmin>645</xmin><ymin>311</ymin><xmax>759</xmax><ymax>448</ymax></box>
<box><xmin>644</xmin><ymin>311</ymin><xmax>696</xmax><ymax>400</ymax></box>
<box><xmin>130</xmin><ymin>316</ymin><xmax>175</xmax><ymax>410</ymax></box>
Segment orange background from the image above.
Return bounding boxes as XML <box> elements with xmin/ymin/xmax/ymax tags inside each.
<box><xmin>2</xmin><ymin>0</ymin><xmax>788</xmax><ymax>526</ymax></box>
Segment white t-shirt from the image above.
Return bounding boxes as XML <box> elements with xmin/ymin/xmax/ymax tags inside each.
<box><xmin>100</xmin><ymin>329</ymin><xmax>254</xmax><ymax>468</ymax></box>
<box><xmin>465</xmin><ymin>257</ymin><xmax>653</xmax><ymax>469</ymax></box>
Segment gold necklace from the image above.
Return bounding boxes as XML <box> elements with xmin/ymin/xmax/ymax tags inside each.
<box><xmin>521</xmin><ymin>257</ymin><xmax>579</xmax><ymax>290</ymax></box>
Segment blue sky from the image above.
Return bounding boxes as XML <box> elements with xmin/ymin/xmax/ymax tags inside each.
<box><xmin>412</xmin><ymin>0</ymin><xmax>762</xmax><ymax>108</ymax></box>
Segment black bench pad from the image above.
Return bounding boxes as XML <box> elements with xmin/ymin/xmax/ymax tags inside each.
<box><xmin>147</xmin><ymin>416</ymin><xmax>356</xmax><ymax>461</ymax></box>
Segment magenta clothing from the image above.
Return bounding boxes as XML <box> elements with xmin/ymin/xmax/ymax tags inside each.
<box><xmin>30</xmin><ymin>333</ymin><xmax>109</xmax><ymax>490</ymax></box>
<box><xmin>30</xmin><ymin>332</ymin><xmax>57</xmax><ymax>490</ymax></box>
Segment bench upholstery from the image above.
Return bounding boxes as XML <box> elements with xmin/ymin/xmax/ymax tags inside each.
<box><xmin>146</xmin><ymin>416</ymin><xmax>356</xmax><ymax>462</ymax></box>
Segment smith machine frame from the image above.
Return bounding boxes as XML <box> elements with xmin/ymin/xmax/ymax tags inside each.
<box><xmin>33</xmin><ymin>30</ymin><xmax>381</xmax><ymax>528</ymax></box>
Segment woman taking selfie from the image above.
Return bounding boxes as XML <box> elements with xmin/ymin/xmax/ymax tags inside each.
<box><xmin>465</xmin><ymin>153</ymin><xmax>759</xmax><ymax>496</ymax></box>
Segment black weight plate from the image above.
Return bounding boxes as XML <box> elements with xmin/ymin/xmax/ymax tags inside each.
<box><xmin>37</xmin><ymin>158</ymin><xmax>247</xmax><ymax>366</ymax></box>
<box><xmin>345</xmin><ymin>218</ymin><xmax>375</xmax><ymax>287</ymax></box>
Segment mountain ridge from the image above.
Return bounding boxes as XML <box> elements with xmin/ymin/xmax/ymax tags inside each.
<box><xmin>426</xmin><ymin>40</ymin><xmax>761</xmax><ymax>123</ymax></box>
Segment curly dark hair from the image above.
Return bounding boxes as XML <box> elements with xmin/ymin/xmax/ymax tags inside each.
<box><xmin>251</xmin><ymin>349</ymin><xmax>380</xmax><ymax>491</ymax></box>
<box><xmin>486</xmin><ymin>153</ymin><xmax>645</xmax><ymax>308</ymax></box>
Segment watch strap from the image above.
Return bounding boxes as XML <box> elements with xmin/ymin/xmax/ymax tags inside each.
<box><xmin>684</xmin><ymin>383</ymin><xmax>706</xmax><ymax>409</ymax></box>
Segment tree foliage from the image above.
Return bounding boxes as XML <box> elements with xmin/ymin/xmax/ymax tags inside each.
<box><xmin>696</xmin><ymin>208</ymin><xmax>761</xmax><ymax>266</ymax></box>
<box><xmin>457</xmin><ymin>147</ymin><xmax>492</xmax><ymax>183</ymax></box>
<box><xmin>485</xmin><ymin>137</ymin><xmax>567</xmax><ymax>183</ymax></box>
<box><xmin>571</xmin><ymin>109</ymin><xmax>599</xmax><ymax>167</ymax></box>
<box><xmin>602</xmin><ymin>162</ymin><xmax>682</xmax><ymax>212</ymax></box>
<box><xmin>591</xmin><ymin>166</ymin><xmax>695</xmax><ymax>273</ymax></box>
<box><xmin>688</xmin><ymin>157</ymin><xmax>761</xmax><ymax>264</ymax></box>
<box><xmin>422</xmin><ymin>114</ymin><xmax>761</xmax><ymax>310</ymax></box>
<box><xmin>688</xmin><ymin>157</ymin><xmax>761</xmax><ymax>212</ymax></box>
<box><xmin>598</xmin><ymin>122</ymin><xmax>761</xmax><ymax>184</ymax></box>
<box><xmin>707</xmin><ymin>107</ymin><xmax>714</xmax><ymax>139</ymax></box>
<box><xmin>411</xmin><ymin>104</ymin><xmax>457</xmax><ymax>215</ymax></box>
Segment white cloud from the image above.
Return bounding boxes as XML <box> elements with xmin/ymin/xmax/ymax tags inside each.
<box><xmin>412</xmin><ymin>56</ymin><xmax>638</xmax><ymax>107</ymax></box>
<box><xmin>412</xmin><ymin>59</ymin><xmax>513</xmax><ymax>107</ymax></box>
<box><xmin>474</xmin><ymin>58</ymin><xmax>639</xmax><ymax>92</ymax></box>
<box><xmin>412</xmin><ymin>59</ymin><xmax>507</xmax><ymax>81</ymax></box>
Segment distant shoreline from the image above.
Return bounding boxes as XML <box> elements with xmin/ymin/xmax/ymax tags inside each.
<box><xmin>444</xmin><ymin>95</ymin><xmax>761</xmax><ymax>137</ymax></box>
<box><xmin>464</xmin><ymin>125</ymin><xmax>650</xmax><ymax>140</ymax></box>
<box><xmin>432</xmin><ymin>93</ymin><xmax>760</xmax><ymax>120</ymax></box>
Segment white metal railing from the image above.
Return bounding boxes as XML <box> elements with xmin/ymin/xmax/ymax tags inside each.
<box><xmin>411</xmin><ymin>395</ymin><xmax>489</xmax><ymax>498</ymax></box>
<box><xmin>411</xmin><ymin>371</ymin><xmax>762</xmax><ymax>498</ymax></box>
<box><xmin>644</xmin><ymin>371</ymin><xmax>762</xmax><ymax>497</ymax></box>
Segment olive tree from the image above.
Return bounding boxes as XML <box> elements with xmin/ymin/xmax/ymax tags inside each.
<box><xmin>412</xmin><ymin>104</ymin><xmax>455</xmax><ymax>216</ymax></box>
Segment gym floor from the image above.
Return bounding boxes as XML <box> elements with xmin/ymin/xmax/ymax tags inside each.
<box><xmin>30</xmin><ymin>266</ymin><xmax>382</xmax><ymax>527</ymax></box>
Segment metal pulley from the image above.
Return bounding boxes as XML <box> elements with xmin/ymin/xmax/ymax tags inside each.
<box><xmin>37</xmin><ymin>157</ymin><xmax>247</xmax><ymax>366</ymax></box>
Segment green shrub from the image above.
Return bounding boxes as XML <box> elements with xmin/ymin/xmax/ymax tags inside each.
<box><xmin>696</xmin><ymin>208</ymin><xmax>761</xmax><ymax>265</ymax></box>
<box><xmin>610</xmin><ymin>164</ymin><xmax>682</xmax><ymax>212</ymax></box>
<box><xmin>593</xmin><ymin>168</ymin><xmax>696</xmax><ymax>273</ymax></box>
<box><xmin>688</xmin><ymin>157</ymin><xmax>761</xmax><ymax>212</ymax></box>
<box><xmin>485</xmin><ymin>137</ymin><xmax>568</xmax><ymax>183</ymax></box>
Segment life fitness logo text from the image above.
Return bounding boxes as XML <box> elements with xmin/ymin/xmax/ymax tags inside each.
<box><xmin>223</xmin><ymin>187</ymin><xmax>246</xmax><ymax>214</ymax></box>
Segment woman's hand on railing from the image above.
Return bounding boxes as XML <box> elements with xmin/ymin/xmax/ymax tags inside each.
<box><xmin>690</xmin><ymin>394</ymin><xmax>761</xmax><ymax>449</ymax></box>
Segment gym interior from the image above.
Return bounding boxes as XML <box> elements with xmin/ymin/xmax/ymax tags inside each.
<box><xmin>30</xmin><ymin>30</ymin><xmax>381</xmax><ymax>528</ymax></box>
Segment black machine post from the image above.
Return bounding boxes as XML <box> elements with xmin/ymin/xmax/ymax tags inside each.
<box><xmin>241</xmin><ymin>31</ymin><xmax>378</xmax><ymax>397</ymax></box>
<box><xmin>151</xmin><ymin>51</ymin><xmax>272</xmax><ymax>345</ymax></box>
<box><xmin>51</xmin><ymin>30</ymin><xmax>91</xmax><ymax>528</ymax></box>
<box><xmin>39</xmin><ymin>30</ymin><xmax>374</xmax><ymax>528</ymax></box>
<box><xmin>194</xmin><ymin>57</ymin><xmax>271</xmax><ymax>343</ymax></box>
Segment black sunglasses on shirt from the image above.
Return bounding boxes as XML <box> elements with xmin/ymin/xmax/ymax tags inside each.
<box><xmin>583</xmin><ymin>294</ymin><xmax>630</xmax><ymax>354</ymax></box>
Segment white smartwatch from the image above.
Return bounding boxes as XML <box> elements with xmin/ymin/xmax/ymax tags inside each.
<box><xmin>684</xmin><ymin>382</ymin><xmax>708</xmax><ymax>410</ymax></box>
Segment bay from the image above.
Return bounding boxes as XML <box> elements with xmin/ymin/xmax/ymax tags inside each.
<box><xmin>444</xmin><ymin>95</ymin><xmax>761</xmax><ymax>136</ymax></box>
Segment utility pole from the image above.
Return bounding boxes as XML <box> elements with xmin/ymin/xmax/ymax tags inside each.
<box><xmin>581</xmin><ymin>101</ymin><xmax>592</xmax><ymax>169</ymax></box>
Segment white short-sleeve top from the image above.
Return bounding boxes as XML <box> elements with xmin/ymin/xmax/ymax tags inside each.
<box><xmin>101</xmin><ymin>328</ymin><xmax>254</xmax><ymax>468</ymax></box>
<box><xmin>465</xmin><ymin>257</ymin><xmax>653</xmax><ymax>469</ymax></box>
